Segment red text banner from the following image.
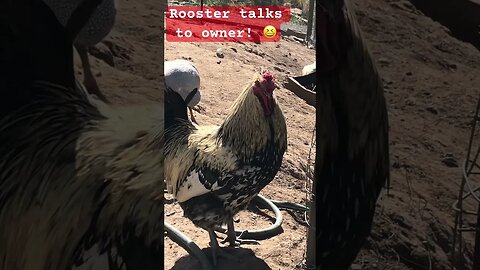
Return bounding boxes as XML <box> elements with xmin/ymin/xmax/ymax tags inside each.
<box><xmin>166</xmin><ymin>6</ymin><xmax>291</xmax><ymax>42</ymax></box>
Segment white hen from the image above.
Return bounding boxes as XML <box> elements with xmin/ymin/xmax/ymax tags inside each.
<box><xmin>165</xmin><ymin>59</ymin><xmax>202</xmax><ymax>124</ymax></box>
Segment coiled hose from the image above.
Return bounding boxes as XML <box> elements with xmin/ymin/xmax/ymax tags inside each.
<box><xmin>164</xmin><ymin>194</ymin><xmax>309</xmax><ymax>270</ymax></box>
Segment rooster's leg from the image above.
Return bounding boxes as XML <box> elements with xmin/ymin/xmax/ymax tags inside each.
<box><xmin>75</xmin><ymin>44</ymin><xmax>109</xmax><ymax>103</ymax></box>
<box><xmin>189</xmin><ymin>107</ymin><xmax>198</xmax><ymax>124</ymax></box>
<box><xmin>208</xmin><ymin>229</ymin><xmax>239</xmax><ymax>265</ymax></box>
<box><xmin>222</xmin><ymin>217</ymin><xmax>260</xmax><ymax>246</ymax></box>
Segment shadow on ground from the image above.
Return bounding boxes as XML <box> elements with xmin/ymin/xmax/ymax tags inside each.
<box><xmin>170</xmin><ymin>247</ymin><xmax>272</xmax><ymax>270</ymax></box>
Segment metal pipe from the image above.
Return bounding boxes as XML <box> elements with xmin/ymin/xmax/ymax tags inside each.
<box><xmin>305</xmin><ymin>0</ymin><xmax>315</xmax><ymax>43</ymax></box>
<box><xmin>164</xmin><ymin>221</ymin><xmax>215</xmax><ymax>270</ymax></box>
<box><xmin>214</xmin><ymin>194</ymin><xmax>284</xmax><ymax>240</ymax></box>
<box><xmin>165</xmin><ymin>194</ymin><xmax>310</xmax><ymax>269</ymax></box>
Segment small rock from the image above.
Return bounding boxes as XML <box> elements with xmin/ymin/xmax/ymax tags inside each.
<box><xmin>441</xmin><ymin>154</ymin><xmax>458</xmax><ymax>168</ymax></box>
<box><xmin>404</xmin><ymin>97</ymin><xmax>416</xmax><ymax>106</ymax></box>
<box><xmin>426</xmin><ymin>107</ymin><xmax>438</xmax><ymax>115</ymax></box>
<box><xmin>216</xmin><ymin>48</ymin><xmax>224</xmax><ymax>58</ymax></box>
<box><xmin>230</xmin><ymin>47</ymin><xmax>237</xmax><ymax>53</ymax></box>
<box><xmin>216</xmin><ymin>60</ymin><xmax>221</xmax><ymax>64</ymax></box>
<box><xmin>378</xmin><ymin>57</ymin><xmax>390</xmax><ymax>65</ymax></box>
<box><xmin>409</xmin><ymin>247</ymin><xmax>430</xmax><ymax>266</ymax></box>
<box><xmin>406</xmin><ymin>71</ymin><xmax>413</xmax><ymax>76</ymax></box>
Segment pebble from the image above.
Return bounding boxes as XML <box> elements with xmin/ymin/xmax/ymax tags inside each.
<box><xmin>426</xmin><ymin>107</ymin><xmax>438</xmax><ymax>115</ymax></box>
<box><xmin>378</xmin><ymin>57</ymin><xmax>390</xmax><ymax>65</ymax></box>
<box><xmin>441</xmin><ymin>154</ymin><xmax>458</xmax><ymax>168</ymax></box>
<box><xmin>216</xmin><ymin>48</ymin><xmax>224</xmax><ymax>58</ymax></box>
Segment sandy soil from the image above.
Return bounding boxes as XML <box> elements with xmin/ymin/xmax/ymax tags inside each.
<box><xmin>75</xmin><ymin>0</ymin><xmax>480</xmax><ymax>269</ymax></box>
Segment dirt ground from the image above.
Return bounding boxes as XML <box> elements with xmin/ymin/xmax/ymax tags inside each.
<box><xmin>75</xmin><ymin>0</ymin><xmax>480</xmax><ymax>269</ymax></box>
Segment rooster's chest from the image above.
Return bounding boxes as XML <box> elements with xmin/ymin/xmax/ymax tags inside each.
<box><xmin>179</xmin><ymin>145</ymin><xmax>284</xmax><ymax>229</ymax></box>
<box><xmin>212</xmin><ymin>150</ymin><xmax>283</xmax><ymax>212</ymax></box>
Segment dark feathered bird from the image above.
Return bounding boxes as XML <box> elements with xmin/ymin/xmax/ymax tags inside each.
<box><xmin>314</xmin><ymin>0</ymin><xmax>390</xmax><ymax>269</ymax></box>
<box><xmin>164</xmin><ymin>71</ymin><xmax>287</xmax><ymax>265</ymax></box>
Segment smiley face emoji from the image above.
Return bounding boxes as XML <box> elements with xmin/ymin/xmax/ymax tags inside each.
<box><xmin>263</xmin><ymin>25</ymin><xmax>277</xmax><ymax>39</ymax></box>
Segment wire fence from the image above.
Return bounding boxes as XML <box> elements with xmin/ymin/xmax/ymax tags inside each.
<box><xmin>452</xmin><ymin>94</ymin><xmax>480</xmax><ymax>269</ymax></box>
<box><xmin>301</xmin><ymin>125</ymin><xmax>316</xmax><ymax>269</ymax></box>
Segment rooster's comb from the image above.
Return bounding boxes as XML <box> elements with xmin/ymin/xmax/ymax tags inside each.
<box><xmin>261</xmin><ymin>70</ymin><xmax>274</xmax><ymax>82</ymax></box>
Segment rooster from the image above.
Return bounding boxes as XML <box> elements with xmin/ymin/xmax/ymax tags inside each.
<box><xmin>314</xmin><ymin>0</ymin><xmax>390</xmax><ymax>269</ymax></box>
<box><xmin>164</xmin><ymin>70</ymin><xmax>287</xmax><ymax>264</ymax></box>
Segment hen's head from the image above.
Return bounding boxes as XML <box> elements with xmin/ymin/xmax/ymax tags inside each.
<box><xmin>252</xmin><ymin>70</ymin><xmax>277</xmax><ymax>116</ymax></box>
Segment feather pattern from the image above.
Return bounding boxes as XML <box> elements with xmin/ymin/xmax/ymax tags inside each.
<box><xmin>0</xmin><ymin>81</ymin><xmax>164</xmax><ymax>270</ymax></box>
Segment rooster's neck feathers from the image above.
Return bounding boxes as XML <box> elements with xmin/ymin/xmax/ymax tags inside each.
<box><xmin>216</xmin><ymin>75</ymin><xmax>287</xmax><ymax>161</ymax></box>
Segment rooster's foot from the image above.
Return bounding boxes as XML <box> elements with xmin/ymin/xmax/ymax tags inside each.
<box><xmin>221</xmin><ymin>231</ymin><xmax>260</xmax><ymax>247</ymax></box>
